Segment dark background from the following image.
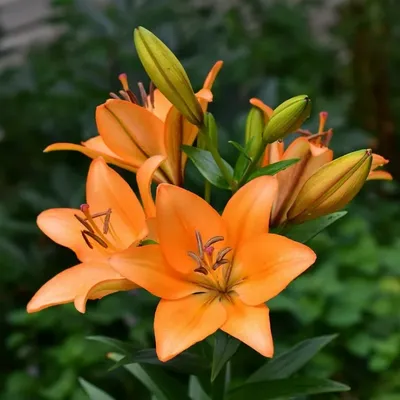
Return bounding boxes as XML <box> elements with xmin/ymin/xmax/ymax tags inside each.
<box><xmin>1</xmin><ymin>0</ymin><xmax>399</xmax><ymax>399</ymax></box>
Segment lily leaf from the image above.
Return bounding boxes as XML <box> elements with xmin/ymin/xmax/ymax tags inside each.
<box><xmin>248</xmin><ymin>334</ymin><xmax>338</xmax><ymax>383</ymax></box>
<box><xmin>228</xmin><ymin>140</ymin><xmax>252</xmax><ymax>161</ymax></box>
<box><xmin>189</xmin><ymin>376</ymin><xmax>211</xmax><ymax>400</ymax></box>
<box><xmin>181</xmin><ymin>145</ymin><xmax>233</xmax><ymax>189</ymax></box>
<box><xmin>247</xmin><ymin>159</ymin><xmax>299</xmax><ymax>181</ymax></box>
<box><xmin>284</xmin><ymin>211</ymin><xmax>347</xmax><ymax>243</ymax></box>
<box><xmin>86</xmin><ymin>336</ymin><xmax>137</xmax><ymax>354</ymax></box>
<box><xmin>79</xmin><ymin>378</ymin><xmax>115</xmax><ymax>400</ymax></box>
<box><xmin>211</xmin><ymin>331</ymin><xmax>240</xmax><ymax>382</ymax></box>
<box><xmin>227</xmin><ymin>378</ymin><xmax>350</xmax><ymax>400</ymax></box>
<box><xmin>108</xmin><ymin>353</ymin><xmax>190</xmax><ymax>400</ymax></box>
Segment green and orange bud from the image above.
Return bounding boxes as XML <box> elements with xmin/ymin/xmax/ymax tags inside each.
<box><xmin>245</xmin><ymin>106</ymin><xmax>264</xmax><ymax>158</ymax></box>
<box><xmin>287</xmin><ymin>149</ymin><xmax>372</xmax><ymax>223</ymax></box>
<box><xmin>263</xmin><ymin>95</ymin><xmax>311</xmax><ymax>143</ymax></box>
<box><xmin>134</xmin><ymin>26</ymin><xmax>203</xmax><ymax>126</ymax></box>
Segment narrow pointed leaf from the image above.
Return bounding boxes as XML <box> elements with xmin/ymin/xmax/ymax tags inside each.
<box><xmin>248</xmin><ymin>334</ymin><xmax>338</xmax><ymax>383</ymax></box>
<box><xmin>284</xmin><ymin>211</ymin><xmax>347</xmax><ymax>243</ymax></box>
<box><xmin>211</xmin><ymin>331</ymin><xmax>240</xmax><ymax>382</ymax></box>
<box><xmin>181</xmin><ymin>145</ymin><xmax>233</xmax><ymax>189</ymax></box>
<box><xmin>228</xmin><ymin>141</ymin><xmax>252</xmax><ymax>161</ymax></box>
<box><xmin>227</xmin><ymin>378</ymin><xmax>350</xmax><ymax>400</ymax></box>
<box><xmin>189</xmin><ymin>376</ymin><xmax>211</xmax><ymax>400</ymax></box>
<box><xmin>108</xmin><ymin>353</ymin><xmax>190</xmax><ymax>400</ymax></box>
<box><xmin>86</xmin><ymin>336</ymin><xmax>137</xmax><ymax>354</ymax></box>
<box><xmin>247</xmin><ymin>159</ymin><xmax>299</xmax><ymax>181</ymax></box>
<box><xmin>79</xmin><ymin>378</ymin><xmax>115</xmax><ymax>400</ymax></box>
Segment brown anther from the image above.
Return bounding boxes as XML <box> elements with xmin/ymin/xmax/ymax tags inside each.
<box><xmin>109</xmin><ymin>92</ymin><xmax>120</xmax><ymax>100</ymax></box>
<box><xmin>194</xmin><ymin>267</ymin><xmax>208</xmax><ymax>275</ymax></box>
<box><xmin>138</xmin><ymin>82</ymin><xmax>148</xmax><ymax>107</ymax></box>
<box><xmin>103</xmin><ymin>209</ymin><xmax>112</xmax><ymax>234</ymax></box>
<box><xmin>74</xmin><ymin>213</ymin><xmax>94</xmax><ymax>234</ymax></box>
<box><xmin>188</xmin><ymin>251</ymin><xmax>203</xmax><ymax>268</ymax></box>
<box><xmin>216</xmin><ymin>247</ymin><xmax>232</xmax><ymax>262</ymax></box>
<box><xmin>212</xmin><ymin>259</ymin><xmax>229</xmax><ymax>270</ymax></box>
<box><xmin>81</xmin><ymin>230</ymin><xmax>94</xmax><ymax>249</ymax></box>
<box><xmin>126</xmin><ymin>90</ymin><xmax>139</xmax><ymax>104</ymax></box>
<box><xmin>195</xmin><ymin>231</ymin><xmax>204</xmax><ymax>259</ymax></box>
<box><xmin>119</xmin><ymin>90</ymin><xmax>131</xmax><ymax>102</ymax></box>
<box><xmin>149</xmin><ymin>81</ymin><xmax>155</xmax><ymax>109</ymax></box>
<box><xmin>81</xmin><ymin>230</ymin><xmax>108</xmax><ymax>249</ymax></box>
<box><xmin>204</xmin><ymin>236</ymin><xmax>224</xmax><ymax>248</ymax></box>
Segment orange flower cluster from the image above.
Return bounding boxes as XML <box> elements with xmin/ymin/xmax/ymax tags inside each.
<box><xmin>28</xmin><ymin>27</ymin><xmax>393</xmax><ymax>363</ymax></box>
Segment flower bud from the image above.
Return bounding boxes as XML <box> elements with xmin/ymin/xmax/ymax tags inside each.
<box><xmin>245</xmin><ymin>106</ymin><xmax>264</xmax><ymax>158</ymax></box>
<box><xmin>134</xmin><ymin>26</ymin><xmax>203</xmax><ymax>126</ymax></box>
<box><xmin>263</xmin><ymin>95</ymin><xmax>311</xmax><ymax>143</ymax></box>
<box><xmin>287</xmin><ymin>149</ymin><xmax>372</xmax><ymax>223</ymax></box>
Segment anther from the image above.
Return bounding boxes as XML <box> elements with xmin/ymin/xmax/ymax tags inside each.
<box><xmin>82</xmin><ymin>230</ymin><xmax>108</xmax><ymax>248</ymax></box>
<box><xmin>103</xmin><ymin>208</ymin><xmax>112</xmax><ymax>234</ymax></box>
<box><xmin>109</xmin><ymin>92</ymin><xmax>120</xmax><ymax>100</ymax></box>
<box><xmin>81</xmin><ymin>230</ymin><xmax>93</xmax><ymax>249</ymax></box>
<box><xmin>149</xmin><ymin>81</ymin><xmax>155</xmax><ymax>109</ymax></box>
<box><xmin>195</xmin><ymin>231</ymin><xmax>204</xmax><ymax>259</ymax></box>
<box><xmin>137</xmin><ymin>82</ymin><xmax>148</xmax><ymax>107</ymax></box>
<box><xmin>119</xmin><ymin>90</ymin><xmax>131</xmax><ymax>102</ymax></box>
<box><xmin>188</xmin><ymin>251</ymin><xmax>203</xmax><ymax>268</ymax></box>
<box><xmin>204</xmin><ymin>236</ymin><xmax>224</xmax><ymax>248</ymax></box>
<box><xmin>216</xmin><ymin>247</ymin><xmax>232</xmax><ymax>262</ymax></box>
<box><xmin>74</xmin><ymin>213</ymin><xmax>94</xmax><ymax>233</ymax></box>
<box><xmin>194</xmin><ymin>267</ymin><xmax>208</xmax><ymax>275</ymax></box>
<box><xmin>212</xmin><ymin>259</ymin><xmax>229</xmax><ymax>270</ymax></box>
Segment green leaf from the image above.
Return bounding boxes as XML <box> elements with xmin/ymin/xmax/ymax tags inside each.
<box><xmin>211</xmin><ymin>331</ymin><xmax>240</xmax><ymax>382</ymax></box>
<box><xmin>228</xmin><ymin>141</ymin><xmax>252</xmax><ymax>161</ymax></box>
<box><xmin>227</xmin><ymin>378</ymin><xmax>350</xmax><ymax>400</ymax></box>
<box><xmin>79</xmin><ymin>378</ymin><xmax>115</xmax><ymax>400</ymax></box>
<box><xmin>86</xmin><ymin>336</ymin><xmax>137</xmax><ymax>354</ymax></box>
<box><xmin>181</xmin><ymin>145</ymin><xmax>233</xmax><ymax>189</ymax></box>
<box><xmin>188</xmin><ymin>376</ymin><xmax>211</xmax><ymax>400</ymax></box>
<box><xmin>284</xmin><ymin>211</ymin><xmax>347</xmax><ymax>243</ymax></box>
<box><xmin>248</xmin><ymin>334</ymin><xmax>338</xmax><ymax>383</ymax></box>
<box><xmin>247</xmin><ymin>159</ymin><xmax>299</xmax><ymax>181</ymax></box>
<box><xmin>108</xmin><ymin>353</ymin><xmax>190</xmax><ymax>400</ymax></box>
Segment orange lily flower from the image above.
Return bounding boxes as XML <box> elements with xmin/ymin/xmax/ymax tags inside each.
<box><xmin>27</xmin><ymin>155</ymin><xmax>164</xmax><ymax>313</ymax></box>
<box><xmin>110</xmin><ymin>176</ymin><xmax>316</xmax><ymax>361</ymax></box>
<box><xmin>44</xmin><ymin>62</ymin><xmax>223</xmax><ymax>185</ymax></box>
<box><xmin>252</xmin><ymin>99</ymin><xmax>392</xmax><ymax>226</ymax></box>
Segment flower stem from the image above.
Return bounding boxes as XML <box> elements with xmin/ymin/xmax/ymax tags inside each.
<box><xmin>238</xmin><ymin>139</ymin><xmax>268</xmax><ymax>186</ymax></box>
<box><xmin>211</xmin><ymin>362</ymin><xmax>229</xmax><ymax>400</ymax></box>
<box><xmin>204</xmin><ymin>180</ymin><xmax>211</xmax><ymax>203</ymax></box>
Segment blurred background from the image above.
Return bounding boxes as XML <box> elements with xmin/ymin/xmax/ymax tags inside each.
<box><xmin>1</xmin><ymin>0</ymin><xmax>399</xmax><ymax>399</ymax></box>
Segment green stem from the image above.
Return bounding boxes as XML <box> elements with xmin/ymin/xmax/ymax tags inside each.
<box><xmin>204</xmin><ymin>180</ymin><xmax>211</xmax><ymax>203</ymax></box>
<box><xmin>199</xmin><ymin>125</ymin><xmax>233</xmax><ymax>188</ymax></box>
<box><xmin>211</xmin><ymin>363</ymin><xmax>227</xmax><ymax>400</ymax></box>
<box><xmin>239</xmin><ymin>139</ymin><xmax>268</xmax><ymax>186</ymax></box>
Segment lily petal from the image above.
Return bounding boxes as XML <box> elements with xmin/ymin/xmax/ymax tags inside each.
<box><xmin>27</xmin><ymin>262</ymin><xmax>135</xmax><ymax>314</ymax></box>
<box><xmin>149</xmin><ymin>89</ymin><xmax>173</xmax><ymax>122</ymax></box>
<box><xmin>222</xmin><ymin>176</ymin><xmax>278</xmax><ymax>249</ymax></box>
<box><xmin>262</xmin><ymin>141</ymin><xmax>284</xmax><ymax>165</ymax></box>
<box><xmin>250</xmin><ymin>98</ymin><xmax>273</xmax><ymax>121</ymax></box>
<box><xmin>86</xmin><ymin>158</ymin><xmax>148</xmax><ymax>248</ymax></box>
<box><xmin>154</xmin><ymin>294</ymin><xmax>226</xmax><ymax>362</ymax></box>
<box><xmin>231</xmin><ymin>234</ymin><xmax>316</xmax><ymax>305</ymax></box>
<box><xmin>137</xmin><ymin>155</ymin><xmax>167</xmax><ymax>219</ymax></box>
<box><xmin>203</xmin><ymin>61</ymin><xmax>223</xmax><ymax>90</ymax></box>
<box><xmin>83</xmin><ymin>136</ymin><xmax>122</xmax><ymax>158</ymax></box>
<box><xmin>37</xmin><ymin>208</ymin><xmax>105</xmax><ymax>262</ymax></box>
<box><xmin>222</xmin><ymin>297</ymin><xmax>273</xmax><ymax>357</ymax></box>
<box><xmin>367</xmin><ymin>170</ymin><xmax>393</xmax><ymax>180</ymax></box>
<box><xmin>44</xmin><ymin>142</ymin><xmax>140</xmax><ymax>174</ymax></box>
<box><xmin>156</xmin><ymin>184</ymin><xmax>227</xmax><ymax>274</ymax></box>
<box><xmin>110</xmin><ymin>244</ymin><xmax>197</xmax><ymax>299</ymax></box>
<box><xmin>371</xmin><ymin>153</ymin><xmax>389</xmax><ymax>170</ymax></box>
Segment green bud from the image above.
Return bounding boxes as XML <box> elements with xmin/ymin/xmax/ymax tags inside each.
<box><xmin>134</xmin><ymin>27</ymin><xmax>203</xmax><ymax>126</ymax></box>
<box><xmin>263</xmin><ymin>95</ymin><xmax>311</xmax><ymax>143</ymax></box>
<box><xmin>287</xmin><ymin>149</ymin><xmax>372</xmax><ymax>223</ymax></box>
<box><xmin>245</xmin><ymin>106</ymin><xmax>264</xmax><ymax>158</ymax></box>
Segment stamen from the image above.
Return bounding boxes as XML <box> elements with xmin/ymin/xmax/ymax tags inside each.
<box><xmin>103</xmin><ymin>209</ymin><xmax>112</xmax><ymax>234</ymax></box>
<box><xmin>82</xmin><ymin>230</ymin><xmax>108</xmax><ymax>248</ymax></box>
<box><xmin>194</xmin><ymin>267</ymin><xmax>208</xmax><ymax>275</ymax></box>
<box><xmin>188</xmin><ymin>251</ymin><xmax>203</xmax><ymax>268</ymax></box>
<box><xmin>149</xmin><ymin>81</ymin><xmax>155</xmax><ymax>109</ymax></box>
<box><xmin>216</xmin><ymin>247</ymin><xmax>232</xmax><ymax>262</ymax></box>
<box><xmin>138</xmin><ymin>82</ymin><xmax>148</xmax><ymax>107</ymax></box>
<box><xmin>126</xmin><ymin>90</ymin><xmax>139</xmax><ymax>104</ymax></box>
<box><xmin>204</xmin><ymin>246</ymin><xmax>214</xmax><ymax>256</ymax></box>
<box><xmin>81</xmin><ymin>230</ymin><xmax>93</xmax><ymax>249</ymax></box>
<box><xmin>74</xmin><ymin>213</ymin><xmax>94</xmax><ymax>233</ymax></box>
<box><xmin>204</xmin><ymin>236</ymin><xmax>224</xmax><ymax>248</ymax></box>
<box><xmin>119</xmin><ymin>90</ymin><xmax>131</xmax><ymax>102</ymax></box>
<box><xmin>212</xmin><ymin>259</ymin><xmax>229</xmax><ymax>270</ymax></box>
<box><xmin>318</xmin><ymin>111</ymin><xmax>328</xmax><ymax>133</ymax></box>
<box><xmin>118</xmin><ymin>73</ymin><xmax>130</xmax><ymax>91</ymax></box>
<box><xmin>195</xmin><ymin>231</ymin><xmax>204</xmax><ymax>259</ymax></box>
<box><xmin>109</xmin><ymin>92</ymin><xmax>120</xmax><ymax>100</ymax></box>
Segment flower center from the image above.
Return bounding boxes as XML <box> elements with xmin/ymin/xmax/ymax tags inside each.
<box><xmin>74</xmin><ymin>204</ymin><xmax>118</xmax><ymax>252</ymax></box>
<box><xmin>297</xmin><ymin>111</ymin><xmax>333</xmax><ymax>148</ymax></box>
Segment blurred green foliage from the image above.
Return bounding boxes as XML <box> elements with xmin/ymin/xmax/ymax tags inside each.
<box><xmin>1</xmin><ymin>0</ymin><xmax>399</xmax><ymax>399</ymax></box>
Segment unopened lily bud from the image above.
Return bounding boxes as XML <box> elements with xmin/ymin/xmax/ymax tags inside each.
<box><xmin>287</xmin><ymin>149</ymin><xmax>372</xmax><ymax>223</ymax></box>
<box><xmin>245</xmin><ymin>106</ymin><xmax>264</xmax><ymax>158</ymax></box>
<box><xmin>134</xmin><ymin>26</ymin><xmax>203</xmax><ymax>126</ymax></box>
<box><xmin>263</xmin><ymin>95</ymin><xmax>311</xmax><ymax>143</ymax></box>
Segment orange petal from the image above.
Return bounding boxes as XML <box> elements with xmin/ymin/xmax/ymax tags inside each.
<box><xmin>156</xmin><ymin>184</ymin><xmax>227</xmax><ymax>274</ymax></box>
<box><xmin>249</xmin><ymin>98</ymin><xmax>273</xmax><ymax>121</ymax></box>
<box><xmin>163</xmin><ymin>107</ymin><xmax>183</xmax><ymax>185</ymax></box>
<box><xmin>262</xmin><ymin>141</ymin><xmax>284</xmax><ymax>166</ymax></box>
<box><xmin>195</xmin><ymin>88</ymin><xmax>213</xmax><ymax>102</ymax></box>
<box><xmin>37</xmin><ymin>208</ymin><xmax>105</xmax><ymax>262</ymax></box>
<box><xmin>110</xmin><ymin>244</ymin><xmax>197</xmax><ymax>299</ymax></box>
<box><xmin>83</xmin><ymin>136</ymin><xmax>122</xmax><ymax>159</ymax></box>
<box><xmin>231</xmin><ymin>234</ymin><xmax>316</xmax><ymax>305</ymax></box>
<box><xmin>96</xmin><ymin>99</ymin><xmax>166</xmax><ymax>163</ymax></box>
<box><xmin>367</xmin><ymin>170</ymin><xmax>393</xmax><ymax>180</ymax></box>
<box><xmin>154</xmin><ymin>294</ymin><xmax>226</xmax><ymax>362</ymax></box>
<box><xmin>44</xmin><ymin>142</ymin><xmax>140</xmax><ymax>174</ymax></box>
<box><xmin>222</xmin><ymin>176</ymin><xmax>278</xmax><ymax>249</ymax></box>
<box><xmin>149</xmin><ymin>89</ymin><xmax>172</xmax><ymax>122</ymax></box>
<box><xmin>27</xmin><ymin>262</ymin><xmax>135</xmax><ymax>314</ymax></box>
<box><xmin>86</xmin><ymin>158</ymin><xmax>148</xmax><ymax>248</ymax></box>
<box><xmin>222</xmin><ymin>296</ymin><xmax>273</xmax><ymax>357</ymax></box>
<box><xmin>203</xmin><ymin>61</ymin><xmax>223</xmax><ymax>90</ymax></box>
<box><xmin>137</xmin><ymin>155</ymin><xmax>167</xmax><ymax>218</ymax></box>
<box><xmin>371</xmin><ymin>153</ymin><xmax>389</xmax><ymax>170</ymax></box>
